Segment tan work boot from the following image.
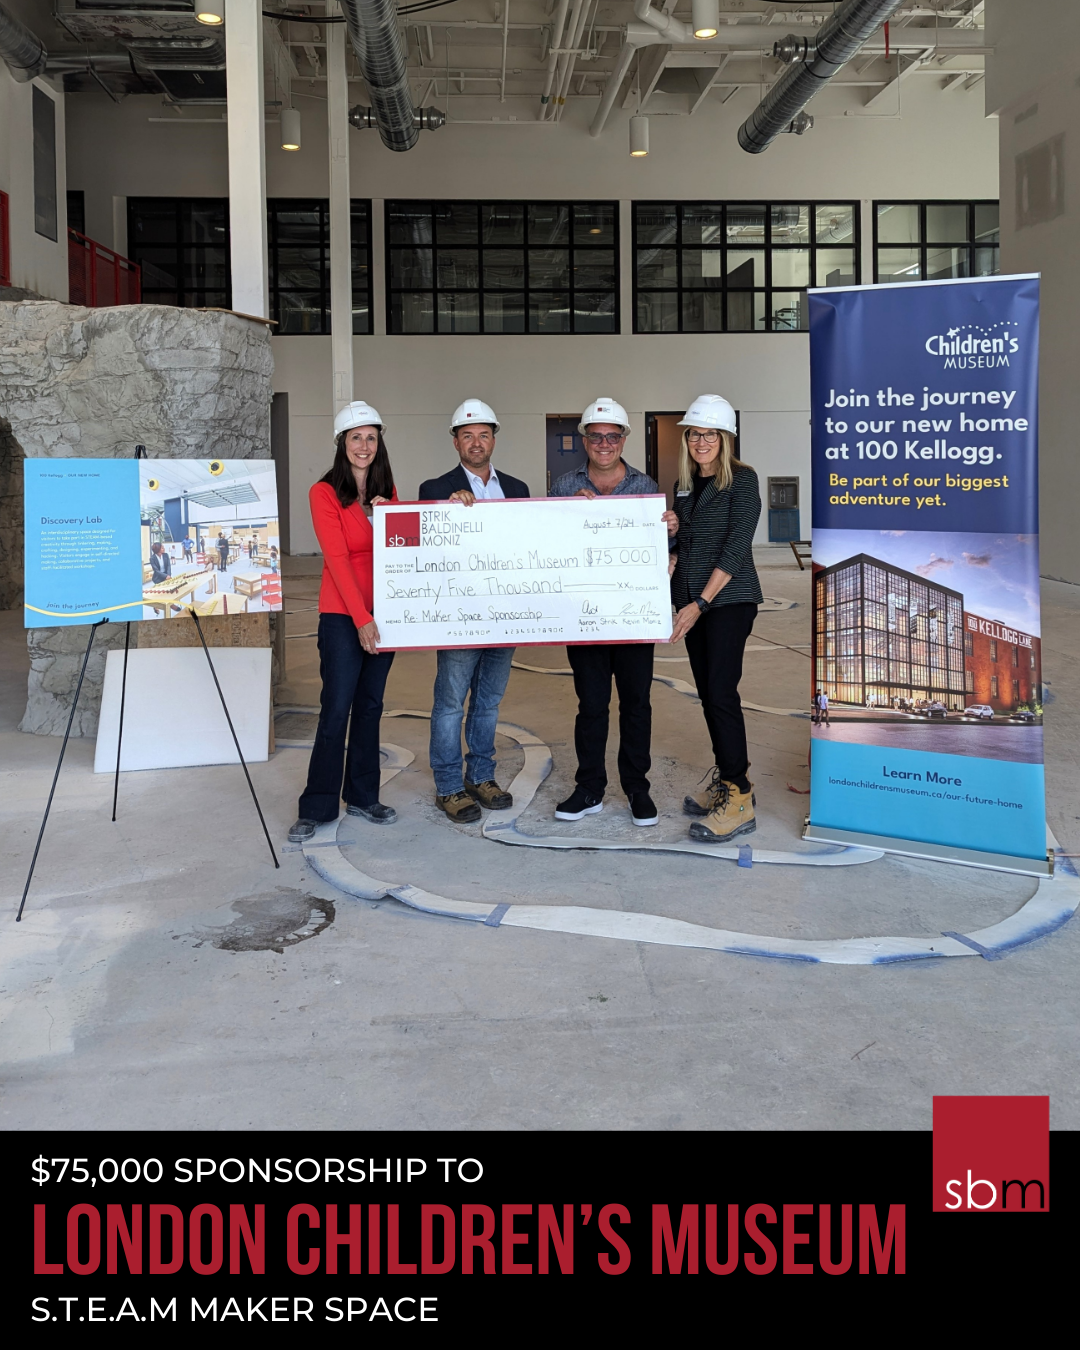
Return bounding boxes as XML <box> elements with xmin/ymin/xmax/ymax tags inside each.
<box><xmin>688</xmin><ymin>781</ymin><xmax>756</xmax><ymax>842</ymax></box>
<box><xmin>436</xmin><ymin>790</ymin><xmax>482</xmax><ymax>823</ymax></box>
<box><xmin>465</xmin><ymin>779</ymin><xmax>513</xmax><ymax>810</ymax></box>
<box><xmin>683</xmin><ymin>766</ymin><xmax>725</xmax><ymax>817</ymax></box>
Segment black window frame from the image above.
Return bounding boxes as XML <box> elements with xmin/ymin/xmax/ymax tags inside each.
<box><xmin>126</xmin><ymin>197</ymin><xmax>373</xmax><ymax>330</ymax></box>
<box><xmin>632</xmin><ymin>200</ymin><xmax>860</xmax><ymax>334</ymax></box>
<box><xmin>384</xmin><ymin>199</ymin><xmax>620</xmax><ymax>335</ymax></box>
<box><xmin>127</xmin><ymin>197</ymin><xmax>232</xmax><ymax>309</ymax></box>
<box><xmin>267</xmin><ymin>198</ymin><xmax>373</xmax><ymax>335</ymax></box>
<box><xmin>872</xmin><ymin>200</ymin><xmax>1000</xmax><ymax>284</ymax></box>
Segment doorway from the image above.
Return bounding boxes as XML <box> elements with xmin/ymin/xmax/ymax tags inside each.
<box><xmin>545</xmin><ymin>414</ymin><xmax>587</xmax><ymax>494</ymax></box>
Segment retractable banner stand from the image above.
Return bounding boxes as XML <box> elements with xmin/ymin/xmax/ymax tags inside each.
<box><xmin>804</xmin><ymin>275</ymin><xmax>1048</xmax><ymax>876</ymax></box>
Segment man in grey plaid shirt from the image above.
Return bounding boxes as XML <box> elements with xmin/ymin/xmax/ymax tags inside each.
<box><xmin>548</xmin><ymin>397</ymin><xmax>678</xmax><ymax>829</ymax></box>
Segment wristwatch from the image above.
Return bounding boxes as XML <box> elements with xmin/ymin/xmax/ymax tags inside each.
<box><xmin>693</xmin><ymin>596</ymin><xmax>710</xmax><ymax>613</ymax></box>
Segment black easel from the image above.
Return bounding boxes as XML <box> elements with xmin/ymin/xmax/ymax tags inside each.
<box><xmin>110</xmin><ymin>619</ymin><xmax>131</xmax><ymax>822</ymax></box>
<box><xmin>19</xmin><ymin>442</ymin><xmax>277</xmax><ymax>921</ymax></box>
<box><xmin>188</xmin><ymin>608</ymin><xmax>279</xmax><ymax>870</ymax></box>
<box><xmin>111</xmin><ymin>444</ymin><xmax>146</xmax><ymax>822</ymax></box>
<box><xmin>16</xmin><ymin>619</ymin><xmax>109</xmax><ymax>922</ymax></box>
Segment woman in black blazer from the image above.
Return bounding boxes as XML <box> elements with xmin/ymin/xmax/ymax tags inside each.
<box><xmin>668</xmin><ymin>395</ymin><xmax>763</xmax><ymax>842</ymax></box>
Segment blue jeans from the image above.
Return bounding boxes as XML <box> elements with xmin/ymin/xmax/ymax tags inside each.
<box><xmin>298</xmin><ymin>613</ymin><xmax>394</xmax><ymax>821</ymax></box>
<box><xmin>429</xmin><ymin>646</ymin><xmax>515</xmax><ymax>795</ymax></box>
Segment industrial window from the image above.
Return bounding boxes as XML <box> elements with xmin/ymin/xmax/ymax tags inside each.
<box><xmin>1011</xmin><ymin>646</ymin><xmax>1019</xmax><ymax>667</ymax></box>
<box><xmin>991</xmin><ymin>675</ymin><xmax>999</xmax><ymax>699</ymax></box>
<box><xmin>385</xmin><ymin>201</ymin><xmax>618</xmax><ymax>334</ymax></box>
<box><xmin>267</xmin><ymin>199</ymin><xmax>372</xmax><ymax>335</ymax></box>
<box><xmin>874</xmin><ymin>201</ymin><xmax>999</xmax><ymax>284</ymax></box>
<box><xmin>964</xmin><ymin>631</ymin><xmax>973</xmax><ymax>656</ymax></box>
<box><xmin>127</xmin><ymin>198</ymin><xmax>372</xmax><ymax>331</ymax></box>
<box><xmin>965</xmin><ymin>670</ymin><xmax>974</xmax><ymax>693</ymax></box>
<box><xmin>990</xmin><ymin>639</ymin><xmax>998</xmax><ymax>662</ymax></box>
<box><xmin>633</xmin><ymin>201</ymin><xmax>858</xmax><ymax>334</ymax></box>
<box><xmin>128</xmin><ymin>199</ymin><xmax>231</xmax><ymax>309</ymax></box>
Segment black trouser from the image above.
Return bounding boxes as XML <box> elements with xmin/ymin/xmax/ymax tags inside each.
<box><xmin>566</xmin><ymin>642</ymin><xmax>654</xmax><ymax>796</ymax></box>
<box><xmin>683</xmin><ymin>602</ymin><xmax>757</xmax><ymax>781</ymax></box>
<box><xmin>298</xmin><ymin>613</ymin><xmax>395</xmax><ymax>821</ymax></box>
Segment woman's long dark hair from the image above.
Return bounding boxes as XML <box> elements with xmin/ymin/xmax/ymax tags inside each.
<box><xmin>321</xmin><ymin>429</ymin><xmax>395</xmax><ymax>507</ymax></box>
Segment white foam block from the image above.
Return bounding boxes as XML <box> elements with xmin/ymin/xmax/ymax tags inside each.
<box><xmin>94</xmin><ymin>647</ymin><xmax>271</xmax><ymax>773</ymax></box>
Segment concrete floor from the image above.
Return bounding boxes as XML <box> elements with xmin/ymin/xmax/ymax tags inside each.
<box><xmin>2</xmin><ymin>551</ymin><xmax>1078</xmax><ymax>1130</ymax></box>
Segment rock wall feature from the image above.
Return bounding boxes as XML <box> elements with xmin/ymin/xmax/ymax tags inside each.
<box><xmin>0</xmin><ymin>302</ymin><xmax>273</xmax><ymax>466</ymax></box>
<box><xmin>0</xmin><ymin>300</ymin><xmax>275</xmax><ymax>736</ymax></box>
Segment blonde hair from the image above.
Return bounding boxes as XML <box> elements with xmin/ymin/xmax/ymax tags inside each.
<box><xmin>677</xmin><ymin>429</ymin><xmax>746</xmax><ymax>493</ymax></box>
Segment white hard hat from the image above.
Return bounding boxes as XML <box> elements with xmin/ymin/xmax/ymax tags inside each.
<box><xmin>678</xmin><ymin>395</ymin><xmax>737</xmax><ymax>434</ymax></box>
<box><xmin>450</xmin><ymin>398</ymin><xmax>500</xmax><ymax>435</ymax></box>
<box><xmin>578</xmin><ymin>397</ymin><xmax>631</xmax><ymax>436</ymax></box>
<box><xmin>334</xmin><ymin>400</ymin><xmax>384</xmax><ymax>437</ymax></box>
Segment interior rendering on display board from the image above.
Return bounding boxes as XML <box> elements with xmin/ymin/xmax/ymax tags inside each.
<box><xmin>2</xmin><ymin>0</ymin><xmax>1079</xmax><ymax>1145</ymax></box>
<box><xmin>138</xmin><ymin>459</ymin><xmax>282</xmax><ymax>620</ymax></box>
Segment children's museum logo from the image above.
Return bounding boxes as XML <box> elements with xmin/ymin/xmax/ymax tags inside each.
<box><xmin>924</xmin><ymin>322</ymin><xmax>1019</xmax><ymax>369</ymax></box>
<box><xmin>932</xmin><ymin>1096</ymin><xmax>1049</xmax><ymax>1212</ymax></box>
<box><xmin>385</xmin><ymin>512</ymin><xmax>420</xmax><ymax>548</ymax></box>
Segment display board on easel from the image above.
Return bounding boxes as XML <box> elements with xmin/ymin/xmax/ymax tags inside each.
<box><xmin>17</xmin><ymin>453</ymin><xmax>280</xmax><ymax>922</ymax></box>
<box><xmin>24</xmin><ymin>458</ymin><xmax>282</xmax><ymax>627</ymax></box>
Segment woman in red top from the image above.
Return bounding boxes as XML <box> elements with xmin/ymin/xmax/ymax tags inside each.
<box><xmin>288</xmin><ymin>401</ymin><xmax>399</xmax><ymax>841</ymax></box>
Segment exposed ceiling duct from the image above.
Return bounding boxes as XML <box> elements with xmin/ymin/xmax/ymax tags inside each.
<box><xmin>349</xmin><ymin>103</ymin><xmax>445</xmax><ymax>131</ymax></box>
<box><xmin>338</xmin><ymin>0</ymin><xmax>436</xmax><ymax>153</ymax></box>
<box><xmin>0</xmin><ymin>0</ymin><xmax>48</xmax><ymax>82</ymax></box>
<box><xmin>737</xmin><ymin>0</ymin><xmax>906</xmax><ymax>154</ymax></box>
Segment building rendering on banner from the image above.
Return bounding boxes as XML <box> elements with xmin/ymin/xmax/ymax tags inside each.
<box><xmin>962</xmin><ymin>612</ymin><xmax>1042</xmax><ymax>711</ymax></box>
<box><xmin>813</xmin><ymin>554</ymin><xmax>1041</xmax><ymax>712</ymax></box>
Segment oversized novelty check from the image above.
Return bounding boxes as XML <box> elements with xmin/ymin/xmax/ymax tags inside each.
<box><xmin>373</xmin><ymin>496</ymin><xmax>672</xmax><ymax>650</ymax></box>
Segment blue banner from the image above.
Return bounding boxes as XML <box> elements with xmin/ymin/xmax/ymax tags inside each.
<box><xmin>806</xmin><ymin>276</ymin><xmax>1046</xmax><ymax>871</ymax></box>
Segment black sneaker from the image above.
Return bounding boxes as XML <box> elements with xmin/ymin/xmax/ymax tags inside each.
<box><xmin>555</xmin><ymin>787</ymin><xmax>604</xmax><ymax>821</ymax></box>
<box><xmin>347</xmin><ymin>802</ymin><xmax>397</xmax><ymax>824</ymax></box>
<box><xmin>629</xmin><ymin>791</ymin><xmax>659</xmax><ymax>827</ymax></box>
<box><xmin>287</xmin><ymin>818</ymin><xmax>319</xmax><ymax>842</ymax></box>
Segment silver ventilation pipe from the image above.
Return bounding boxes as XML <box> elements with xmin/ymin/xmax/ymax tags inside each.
<box><xmin>0</xmin><ymin>0</ymin><xmax>47</xmax><ymax>83</ymax></box>
<box><xmin>349</xmin><ymin>103</ymin><xmax>445</xmax><ymax>130</ymax></box>
<box><xmin>738</xmin><ymin>0</ymin><xmax>905</xmax><ymax>155</ymax></box>
<box><xmin>338</xmin><ymin>0</ymin><xmax>430</xmax><ymax>153</ymax></box>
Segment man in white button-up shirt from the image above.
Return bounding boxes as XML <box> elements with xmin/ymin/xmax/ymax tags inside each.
<box><xmin>418</xmin><ymin>400</ymin><xmax>531</xmax><ymax>824</ymax></box>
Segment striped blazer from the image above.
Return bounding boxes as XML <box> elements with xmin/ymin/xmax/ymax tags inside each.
<box><xmin>670</xmin><ymin>465</ymin><xmax>764</xmax><ymax>610</ymax></box>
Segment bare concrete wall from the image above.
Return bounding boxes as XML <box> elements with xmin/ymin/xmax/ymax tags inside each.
<box><xmin>987</xmin><ymin>0</ymin><xmax>1080</xmax><ymax>584</ymax></box>
<box><xmin>0</xmin><ymin>301</ymin><xmax>274</xmax><ymax>735</ymax></box>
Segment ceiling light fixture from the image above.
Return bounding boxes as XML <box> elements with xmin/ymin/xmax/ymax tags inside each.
<box><xmin>691</xmin><ymin>0</ymin><xmax>719</xmax><ymax>39</ymax></box>
<box><xmin>196</xmin><ymin>9</ymin><xmax>224</xmax><ymax>25</ymax></box>
<box><xmin>629</xmin><ymin>114</ymin><xmax>649</xmax><ymax>157</ymax></box>
<box><xmin>280</xmin><ymin>107</ymin><xmax>301</xmax><ymax>151</ymax></box>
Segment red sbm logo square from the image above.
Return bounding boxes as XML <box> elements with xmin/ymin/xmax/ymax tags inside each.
<box><xmin>385</xmin><ymin>512</ymin><xmax>420</xmax><ymax>548</ymax></box>
<box><xmin>933</xmin><ymin>1095</ymin><xmax>1049</xmax><ymax>1212</ymax></box>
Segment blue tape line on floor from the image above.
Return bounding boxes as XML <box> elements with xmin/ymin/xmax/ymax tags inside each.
<box><xmin>738</xmin><ymin>845</ymin><xmax>753</xmax><ymax>868</ymax></box>
<box><xmin>941</xmin><ymin>930</ymin><xmax>1004</xmax><ymax>961</ymax></box>
<box><xmin>484</xmin><ymin>904</ymin><xmax>510</xmax><ymax>927</ymax></box>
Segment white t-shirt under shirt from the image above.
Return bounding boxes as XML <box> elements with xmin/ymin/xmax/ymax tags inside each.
<box><xmin>463</xmin><ymin>465</ymin><xmax>505</xmax><ymax>501</ymax></box>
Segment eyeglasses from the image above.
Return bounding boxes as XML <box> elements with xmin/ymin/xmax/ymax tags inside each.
<box><xmin>584</xmin><ymin>433</ymin><xmax>625</xmax><ymax>448</ymax></box>
<box><xmin>687</xmin><ymin>430</ymin><xmax>721</xmax><ymax>445</ymax></box>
